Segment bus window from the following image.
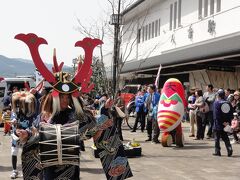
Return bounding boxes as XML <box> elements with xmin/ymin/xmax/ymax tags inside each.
<box><xmin>0</xmin><ymin>87</ymin><xmax>4</xmax><ymax>97</ymax></box>
<box><xmin>7</xmin><ymin>82</ymin><xmax>30</xmax><ymax>92</ymax></box>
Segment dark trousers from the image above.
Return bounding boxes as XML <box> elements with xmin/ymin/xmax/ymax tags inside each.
<box><xmin>113</xmin><ymin>117</ymin><xmax>123</xmax><ymax>141</ymax></box>
<box><xmin>214</xmin><ymin>130</ymin><xmax>232</xmax><ymax>154</ymax></box>
<box><xmin>146</xmin><ymin>116</ymin><xmax>160</xmax><ymax>142</ymax></box>
<box><xmin>133</xmin><ymin>111</ymin><xmax>146</xmax><ymax>131</ymax></box>
<box><xmin>196</xmin><ymin>115</ymin><xmax>204</xmax><ymax>139</ymax></box>
<box><xmin>203</xmin><ymin>111</ymin><xmax>213</xmax><ymax>137</ymax></box>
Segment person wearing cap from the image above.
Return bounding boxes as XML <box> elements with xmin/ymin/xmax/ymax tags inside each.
<box><xmin>212</xmin><ymin>88</ymin><xmax>233</xmax><ymax>156</ymax></box>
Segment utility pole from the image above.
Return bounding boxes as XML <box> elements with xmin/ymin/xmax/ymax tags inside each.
<box><xmin>72</xmin><ymin>58</ymin><xmax>78</xmax><ymax>73</ymax></box>
<box><xmin>111</xmin><ymin>0</ymin><xmax>122</xmax><ymax>96</ymax></box>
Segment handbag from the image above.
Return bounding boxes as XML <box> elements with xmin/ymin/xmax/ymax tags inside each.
<box><xmin>224</xmin><ymin>125</ymin><xmax>233</xmax><ymax>133</ymax></box>
<box><xmin>199</xmin><ymin>102</ymin><xmax>209</xmax><ymax>113</ymax></box>
<box><xmin>114</xmin><ymin>106</ymin><xmax>126</xmax><ymax>118</ymax></box>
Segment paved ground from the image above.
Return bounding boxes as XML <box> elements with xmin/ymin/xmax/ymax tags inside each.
<box><xmin>0</xmin><ymin>120</ymin><xmax>240</xmax><ymax>180</ymax></box>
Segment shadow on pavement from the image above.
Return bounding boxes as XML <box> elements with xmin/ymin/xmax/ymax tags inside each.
<box><xmin>0</xmin><ymin>165</ymin><xmax>12</xmax><ymax>172</ymax></box>
<box><xmin>80</xmin><ymin>168</ymin><xmax>104</xmax><ymax>174</ymax></box>
<box><xmin>171</xmin><ymin>142</ymin><xmax>212</xmax><ymax>150</ymax></box>
<box><xmin>141</xmin><ymin>154</ymin><xmax>207</xmax><ymax>158</ymax></box>
<box><xmin>173</xmin><ymin>145</ymin><xmax>213</xmax><ymax>150</ymax></box>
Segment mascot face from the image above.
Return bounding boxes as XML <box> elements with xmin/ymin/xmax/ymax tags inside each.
<box><xmin>158</xmin><ymin>78</ymin><xmax>185</xmax><ymax>132</ymax></box>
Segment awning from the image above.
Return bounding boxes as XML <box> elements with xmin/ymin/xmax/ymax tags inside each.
<box><xmin>121</xmin><ymin>32</ymin><xmax>240</xmax><ymax>74</ymax></box>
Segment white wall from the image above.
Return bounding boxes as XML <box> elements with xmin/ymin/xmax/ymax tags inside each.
<box><xmin>121</xmin><ymin>0</ymin><xmax>240</xmax><ymax>64</ymax></box>
<box><xmin>103</xmin><ymin>52</ymin><xmax>113</xmax><ymax>79</ymax></box>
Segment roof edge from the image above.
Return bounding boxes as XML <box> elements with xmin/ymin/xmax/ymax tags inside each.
<box><xmin>122</xmin><ymin>0</ymin><xmax>145</xmax><ymax>16</ymax></box>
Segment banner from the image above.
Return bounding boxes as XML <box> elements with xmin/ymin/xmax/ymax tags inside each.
<box><xmin>154</xmin><ymin>64</ymin><xmax>162</xmax><ymax>88</ymax></box>
<box><xmin>35</xmin><ymin>69</ymin><xmax>44</xmax><ymax>92</ymax></box>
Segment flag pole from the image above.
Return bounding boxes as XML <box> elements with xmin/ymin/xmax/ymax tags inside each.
<box><xmin>154</xmin><ymin>64</ymin><xmax>162</xmax><ymax>88</ymax></box>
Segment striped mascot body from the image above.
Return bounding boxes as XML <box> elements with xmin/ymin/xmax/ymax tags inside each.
<box><xmin>157</xmin><ymin>78</ymin><xmax>186</xmax><ymax>147</ymax></box>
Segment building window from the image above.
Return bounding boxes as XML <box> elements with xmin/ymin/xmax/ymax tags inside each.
<box><xmin>152</xmin><ymin>22</ymin><xmax>154</xmax><ymax>38</ymax></box>
<box><xmin>142</xmin><ymin>27</ymin><xmax>145</xmax><ymax>42</ymax></box>
<box><xmin>200</xmin><ymin>0</ymin><xmax>221</xmax><ymax>19</ymax></box>
<box><xmin>174</xmin><ymin>2</ymin><xmax>178</xmax><ymax>29</ymax></box>
<box><xmin>158</xmin><ymin>19</ymin><xmax>161</xmax><ymax>36</ymax></box>
<box><xmin>210</xmin><ymin>0</ymin><xmax>214</xmax><ymax>15</ymax></box>
<box><xmin>145</xmin><ymin>25</ymin><xmax>148</xmax><ymax>40</ymax></box>
<box><xmin>170</xmin><ymin>4</ymin><xmax>173</xmax><ymax>30</ymax></box>
<box><xmin>204</xmin><ymin>0</ymin><xmax>208</xmax><ymax>17</ymax></box>
<box><xmin>170</xmin><ymin>1</ymin><xmax>181</xmax><ymax>30</ymax></box>
<box><xmin>199</xmin><ymin>0</ymin><xmax>203</xmax><ymax>19</ymax></box>
<box><xmin>155</xmin><ymin>20</ymin><xmax>158</xmax><ymax>37</ymax></box>
<box><xmin>149</xmin><ymin>23</ymin><xmax>151</xmax><ymax>39</ymax></box>
<box><xmin>178</xmin><ymin>0</ymin><xmax>182</xmax><ymax>27</ymax></box>
<box><xmin>217</xmin><ymin>0</ymin><xmax>221</xmax><ymax>12</ymax></box>
<box><xmin>137</xmin><ymin>29</ymin><xmax>141</xmax><ymax>43</ymax></box>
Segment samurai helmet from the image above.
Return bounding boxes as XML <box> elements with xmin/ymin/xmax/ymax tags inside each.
<box><xmin>15</xmin><ymin>33</ymin><xmax>103</xmax><ymax>97</ymax></box>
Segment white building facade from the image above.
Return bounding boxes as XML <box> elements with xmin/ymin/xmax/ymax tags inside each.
<box><xmin>120</xmin><ymin>0</ymin><xmax>240</xmax><ymax>90</ymax></box>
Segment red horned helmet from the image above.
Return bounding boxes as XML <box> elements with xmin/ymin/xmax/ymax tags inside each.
<box><xmin>15</xmin><ymin>33</ymin><xmax>103</xmax><ymax>97</ymax></box>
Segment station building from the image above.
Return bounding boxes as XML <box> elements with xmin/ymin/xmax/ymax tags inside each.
<box><xmin>118</xmin><ymin>0</ymin><xmax>240</xmax><ymax>91</ymax></box>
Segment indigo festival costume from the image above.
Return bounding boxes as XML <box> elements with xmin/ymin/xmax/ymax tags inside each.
<box><xmin>15</xmin><ymin>33</ymin><xmax>132</xmax><ymax>180</ymax></box>
<box><xmin>157</xmin><ymin>78</ymin><xmax>187</xmax><ymax>147</ymax></box>
<box><xmin>11</xmin><ymin>91</ymin><xmax>43</xmax><ymax>179</ymax></box>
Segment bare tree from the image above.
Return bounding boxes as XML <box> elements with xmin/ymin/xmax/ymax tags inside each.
<box><xmin>75</xmin><ymin>0</ymin><xmax>137</xmax><ymax>93</ymax></box>
<box><xmin>75</xmin><ymin>0</ymin><xmax>152</xmax><ymax>93</ymax></box>
<box><xmin>75</xmin><ymin>16</ymin><xmax>110</xmax><ymax>92</ymax></box>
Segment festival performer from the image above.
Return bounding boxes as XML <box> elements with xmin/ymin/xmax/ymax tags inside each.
<box><xmin>157</xmin><ymin>78</ymin><xmax>187</xmax><ymax>147</ymax></box>
<box><xmin>11</xmin><ymin>91</ymin><xmax>42</xmax><ymax>179</ymax></box>
<box><xmin>15</xmin><ymin>33</ymin><xmax>132</xmax><ymax>180</ymax></box>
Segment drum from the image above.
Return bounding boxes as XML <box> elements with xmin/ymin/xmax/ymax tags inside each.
<box><xmin>39</xmin><ymin>121</ymin><xmax>80</xmax><ymax>168</ymax></box>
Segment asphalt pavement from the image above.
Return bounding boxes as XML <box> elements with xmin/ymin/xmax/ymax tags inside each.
<box><xmin>0</xmin><ymin>120</ymin><xmax>240</xmax><ymax>180</ymax></box>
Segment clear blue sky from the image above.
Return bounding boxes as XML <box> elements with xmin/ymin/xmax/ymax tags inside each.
<box><xmin>0</xmin><ymin>0</ymin><xmax>112</xmax><ymax>66</ymax></box>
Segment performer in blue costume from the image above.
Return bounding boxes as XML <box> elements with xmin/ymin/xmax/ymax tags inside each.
<box><xmin>11</xmin><ymin>91</ymin><xmax>42</xmax><ymax>179</ymax></box>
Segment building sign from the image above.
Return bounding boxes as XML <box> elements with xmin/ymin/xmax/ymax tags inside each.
<box><xmin>207</xmin><ymin>66</ymin><xmax>235</xmax><ymax>72</ymax></box>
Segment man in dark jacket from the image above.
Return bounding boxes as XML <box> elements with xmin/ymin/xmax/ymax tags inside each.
<box><xmin>2</xmin><ymin>91</ymin><xmax>11</xmax><ymax>108</ymax></box>
<box><xmin>145</xmin><ymin>84</ymin><xmax>161</xmax><ymax>143</ymax></box>
<box><xmin>213</xmin><ymin>88</ymin><xmax>233</xmax><ymax>157</ymax></box>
